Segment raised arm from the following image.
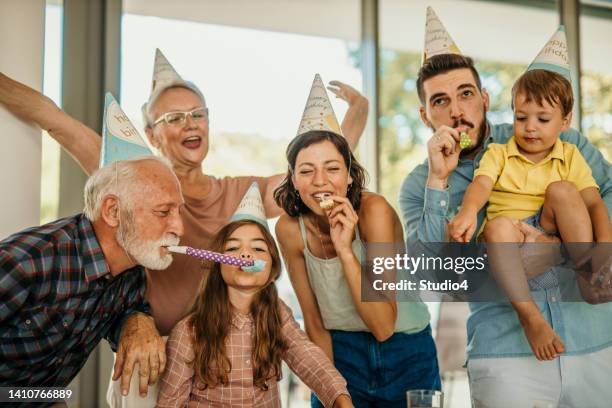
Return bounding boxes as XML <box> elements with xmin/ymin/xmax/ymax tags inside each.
<box><xmin>0</xmin><ymin>72</ymin><xmax>101</xmax><ymax>175</ymax></box>
<box><xmin>328</xmin><ymin>80</ymin><xmax>369</xmax><ymax>151</ymax></box>
<box><xmin>275</xmin><ymin>216</ymin><xmax>334</xmax><ymax>360</ymax></box>
<box><xmin>399</xmin><ymin>126</ymin><xmax>465</xmax><ymax>245</ymax></box>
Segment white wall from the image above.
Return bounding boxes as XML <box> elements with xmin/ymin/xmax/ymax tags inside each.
<box><xmin>0</xmin><ymin>0</ymin><xmax>45</xmax><ymax>239</ymax></box>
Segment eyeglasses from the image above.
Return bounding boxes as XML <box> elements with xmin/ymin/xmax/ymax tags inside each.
<box><xmin>153</xmin><ymin>107</ymin><xmax>209</xmax><ymax>127</ymax></box>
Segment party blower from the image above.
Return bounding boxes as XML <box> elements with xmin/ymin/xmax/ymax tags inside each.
<box><xmin>167</xmin><ymin>246</ymin><xmax>266</xmax><ymax>273</ymax></box>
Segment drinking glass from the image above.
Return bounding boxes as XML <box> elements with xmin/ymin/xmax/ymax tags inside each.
<box><xmin>406</xmin><ymin>389</ymin><xmax>443</xmax><ymax>408</ymax></box>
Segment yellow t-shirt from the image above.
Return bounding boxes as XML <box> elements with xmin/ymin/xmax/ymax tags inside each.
<box><xmin>474</xmin><ymin>136</ymin><xmax>598</xmax><ymax>222</ymax></box>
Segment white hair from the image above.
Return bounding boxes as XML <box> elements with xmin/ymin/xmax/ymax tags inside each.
<box><xmin>141</xmin><ymin>82</ymin><xmax>207</xmax><ymax>128</ymax></box>
<box><xmin>83</xmin><ymin>156</ymin><xmax>175</xmax><ymax>221</ymax></box>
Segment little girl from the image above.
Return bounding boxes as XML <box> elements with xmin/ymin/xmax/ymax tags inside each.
<box><xmin>156</xmin><ymin>183</ymin><xmax>352</xmax><ymax>408</ymax></box>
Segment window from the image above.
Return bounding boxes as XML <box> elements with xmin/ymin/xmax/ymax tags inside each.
<box><xmin>40</xmin><ymin>0</ymin><xmax>63</xmax><ymax>224</ymax></box>
<box><xmin>580</xmin><ymin>10</ymin><xmax>612</xmax><ymax>160</ymax></box>
<box><xmin>121</xmin><ymin>0</ymin><xmax>361</xmax><ymax>180</ymax></box>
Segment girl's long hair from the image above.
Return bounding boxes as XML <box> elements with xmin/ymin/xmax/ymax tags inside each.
<box><xmin>188</xmin><ymin>220</ymin><xmax>287</xmax><ymax>390</ymax></box>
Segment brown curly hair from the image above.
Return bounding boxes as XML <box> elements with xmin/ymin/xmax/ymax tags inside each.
<box><xmin>273</xmin><ymin>130</ymin><xmax>368</xmax><ymax>217</ymax></box>
<box><xmin>188</xmin><ymin>220</ymin><xmax>287</xmax><ymax>391</ymax></box>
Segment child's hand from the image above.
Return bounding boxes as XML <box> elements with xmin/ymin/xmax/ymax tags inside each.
<box><xmin>448</xmin><ymin>210</ymin><xmax>477</xmax><ymax>243</ymax></box>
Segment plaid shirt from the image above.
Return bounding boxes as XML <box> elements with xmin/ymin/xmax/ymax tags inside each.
<box><xmin>0</xmin><ymin>214</ymin><xmax>150</xmax><ymax>387</ymax></box>
<box><xmin>157</xmin><ymin>300</ymin><xmax>349</xmax><ymax>408</ymax></box>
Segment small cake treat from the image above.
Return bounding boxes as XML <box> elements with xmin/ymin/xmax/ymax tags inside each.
<box><xmin>459</xmin><ymin>132</ymin><xmax>472</xmax><ymax>150</ymax></box>
<box><xmin>317</xmin><ymin>193</ymin><xmax>336</xmax><ymax>210</ymax></box>
<box><xmin>320</xmin><ymin>199</ymin><xmax>336</xmax><ymax>210</ymax></box>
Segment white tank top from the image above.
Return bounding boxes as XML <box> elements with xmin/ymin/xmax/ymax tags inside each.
<box><xmin>298</xmin><ymin>216</ymin><xmax>431</xmax><ymax>334</ymax></box>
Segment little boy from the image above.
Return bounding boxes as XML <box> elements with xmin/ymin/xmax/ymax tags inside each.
<box><xmin>449</xmin><ymin>27</ymin><xmax>612</xmax><ymax>361</ymax></box>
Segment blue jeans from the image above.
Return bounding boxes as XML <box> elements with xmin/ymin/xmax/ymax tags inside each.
<box><xmin>523</xmin><ymin>207</ymin><xmax>557</xmax><ymax>235</ymax></box>
<box><xmin>311</xmin><ymin>326</ymin><xmax>440</xmax><ymax>407</ymax></box>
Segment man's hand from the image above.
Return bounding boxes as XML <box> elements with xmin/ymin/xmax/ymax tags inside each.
<box><xmin>448</xmin><ymin>210</ymin><xmax>477</xmax><ymax>243</ymax></box>
<box><xmin>591</xmin><ymin>246</ymin><xmax>612</xmax><ymax>288</ymax></box>
<box><xmin>112</xmin><ymin>313</ymin><xmax>165</xmax><ymax>397</ymax></box>
<box><xmin>516</xmin><ymin>221</ymin><xmax>563</xmax><ymax>279</ymax></box>
<box><xmin>576</xmin><ymin>273</ymin><xmax>612</xmax><ymax>304</ymax></box>
<box><xmin>426</xmin><ymin>126</ymin><xmax>461</xmax><ymax>190</ymax></box>
<box><xmin>576</xmin><ymin>244</ymin><xmax>612</xmax><ymax>288</ymax></box>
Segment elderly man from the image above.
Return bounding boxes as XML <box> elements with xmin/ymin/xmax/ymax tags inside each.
<box><xmin>399</xmin><ymin>9</ymin><xmax>612</xmax><ymax>408</ymax></box>
<box><xmin>0</xmin><ymin>157</ymin><xmax>184</xmax><ymax>404</ymax></box>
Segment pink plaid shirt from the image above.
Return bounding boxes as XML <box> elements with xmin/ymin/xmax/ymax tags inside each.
<box><xmin>156</xmin><ymin>300</ymin><xmax>348</xmax><ymax>408</ymax></box>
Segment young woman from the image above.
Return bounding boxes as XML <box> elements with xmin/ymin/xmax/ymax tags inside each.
<box><xmin>156</xmin><ymin>217</ymin><xmax>353</xmax><ymax>408</ymax></box>
<box><xmin>274</xmin><ymin>131</ymin><xmax>440</xmax><ymax>407</ymax></box>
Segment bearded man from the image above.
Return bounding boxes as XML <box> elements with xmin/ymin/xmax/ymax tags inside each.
<box><xmin>0</xmin><ymin>157</ymin><xmax>184</xmax><ymax>403</ymax></box>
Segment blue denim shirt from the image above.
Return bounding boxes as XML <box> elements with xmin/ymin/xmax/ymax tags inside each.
<box><xmin>399</xmin><ymin>122</ymin><xmax>612</xmax><ymax>360</ymax></box>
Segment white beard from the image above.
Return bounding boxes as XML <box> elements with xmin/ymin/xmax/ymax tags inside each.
<box><xmin>117</xmin><ymin>221</ymin><xmax>179</xmax><ymax>270</ymax></box>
